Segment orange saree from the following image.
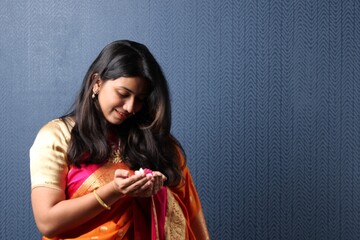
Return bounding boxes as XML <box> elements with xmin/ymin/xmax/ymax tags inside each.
<box><xmin>43</xmin><ymin>156</ymin><xmax>209</xmax><ymax>240</ymax></box>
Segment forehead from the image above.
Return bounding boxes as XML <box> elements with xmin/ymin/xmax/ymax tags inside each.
<box><xmin>107</xmin><ymin>76</ymin><xmax>148</xmax><ymax>94</ymax></box>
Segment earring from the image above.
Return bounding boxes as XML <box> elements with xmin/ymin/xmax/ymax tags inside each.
<box><xmin>92</xmin><ymin>91</ymin><xmax>98</xmax><ymax>99</ymax></box>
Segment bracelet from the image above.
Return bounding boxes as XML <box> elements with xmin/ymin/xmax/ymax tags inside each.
<box><xmin>93</xmin><ymin>189</ymin><xmax>111</xmax><ymax>210</ymax></box>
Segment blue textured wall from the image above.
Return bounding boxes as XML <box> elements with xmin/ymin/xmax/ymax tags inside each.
<box><xmin>1</xmin><ymin>1</ymin><xmax>360</xmax><ymax>239</ymax></box>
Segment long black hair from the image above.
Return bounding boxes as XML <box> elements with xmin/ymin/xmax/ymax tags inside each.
<box><xmin>61</xmin><ymin>40</ymin><xmax>185</xmax><ymax>186</ymax></box>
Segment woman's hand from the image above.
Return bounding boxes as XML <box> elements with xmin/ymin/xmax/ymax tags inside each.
<box><xmin>151</xmin><ymin>171</ymin><xmax>167</xmax><ymax>194</ymax></box>
<box><xmin>113</xmin><ymin>169</ymin><xmax>166</xmax><ymax>197</ymax></box>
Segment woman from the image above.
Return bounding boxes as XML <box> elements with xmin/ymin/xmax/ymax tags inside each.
<box><xmin>30</xmin><ymin>40</ymin><xmax>210</xmax><ymax>239</ymax></box>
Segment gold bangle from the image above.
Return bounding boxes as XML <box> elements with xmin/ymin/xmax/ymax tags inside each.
<box><xmin>93</xmin><ymin>189</ymin><xmax>111</xmax><ymax>210</ymax></box>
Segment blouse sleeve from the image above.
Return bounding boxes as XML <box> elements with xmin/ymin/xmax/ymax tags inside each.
<box><xmin>29</xmin><ymin>119</ymin><xmax>71</xmax><ymax>191</ymax></box>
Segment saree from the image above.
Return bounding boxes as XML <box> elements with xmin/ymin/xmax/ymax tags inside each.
<box><xmin>43</xmin><ymin>159</ymin><xmax>209</xmax><ymax>240</ymax></box>
<box><xmin>31</xmin><ymin>119</ymin><xmax>209</xmax><ymax>240</ymax></box>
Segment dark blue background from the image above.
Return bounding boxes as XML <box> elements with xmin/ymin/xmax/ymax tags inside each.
<box><xmin>1</xmin><ymin>1</ymin><xmax>360</xmax><ymax>239</ymax></box>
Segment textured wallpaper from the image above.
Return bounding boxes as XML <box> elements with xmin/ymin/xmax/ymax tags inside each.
<box><xmin>0</xmin><ymin>0</ymin><xmax>359</xmax><ymax>239</ymax></box>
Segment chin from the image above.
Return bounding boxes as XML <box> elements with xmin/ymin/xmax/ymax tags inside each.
<box><xmin>106</xmin><ymin>118</ymin><xmax>125</xmax><ymax>126</ymax></box>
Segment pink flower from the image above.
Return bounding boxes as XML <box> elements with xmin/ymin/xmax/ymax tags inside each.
<box><xmin>135</xmin><ymin>167</ymin><xmax>153</xmax><ymax>176</ymax></box>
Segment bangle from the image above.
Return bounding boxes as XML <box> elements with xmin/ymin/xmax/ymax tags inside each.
<box><xmin>93</xmin><ymin>189</ymin><xmax>111</xmax><ymax>210</ymax></box>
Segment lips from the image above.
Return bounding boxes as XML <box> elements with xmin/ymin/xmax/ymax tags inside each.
<box><xmin>115</xmin><ymin>109</ymin><xmax>128</xmax><ymax>120</ymax></box>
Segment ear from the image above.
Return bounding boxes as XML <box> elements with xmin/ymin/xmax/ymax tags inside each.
<box><xmin>91</xmin><ymin>73</ymin><xmax>102</xmax><ymax>92</ymax></box>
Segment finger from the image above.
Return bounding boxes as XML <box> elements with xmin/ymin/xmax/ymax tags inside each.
<box><xmin>131</xmin><ymin>180</ymin><xmax>153</xmax><ymax>197</ymax></box>
<box><xmin>126</xmin><ymin>174</ymin><xmax>152</xmax><ymax>192</ymax></box>
<box><xmin>114</xmin><ymin>173</ymin><xmax>148</xmax><ymax>193</ymax></box>
<box><xmin>151</xmin><ymin>176</ymin><xmax>163</xmax><ymax>194</ymax></box>
<box><xmin>156</xmin><ymin>174</ymin><xmax>164</xmax><ymax>185</ymax></box>
<box><xmin>152</xmin><ymin>171</ymin><xmax>167</xmax><ymax>183</ymax></box>
<box><xmin>114</xmin><ymin>169</ymin><xmax>129</xmax><ymax>178</ymax></box>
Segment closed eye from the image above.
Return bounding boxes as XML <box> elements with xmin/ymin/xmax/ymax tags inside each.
<box><xmin>118</xmin><ymin>91</ymin><xmax>130</xmax><ymax>98</ymax></box>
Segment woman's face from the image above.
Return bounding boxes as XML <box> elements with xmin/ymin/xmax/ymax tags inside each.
<box><xmin>94</xmin><ymin>76</ymin><xmax>148</xmax><ymax>125</ymax></box>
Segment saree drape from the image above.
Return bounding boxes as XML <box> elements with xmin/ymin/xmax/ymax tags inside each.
<box><xmin>44</xmin><ymin>161</ymin><xmax>208</xmax><ymax>240</ymax></box>
<box><xmin>31</xmin><ymin>119</ymin><xmax>209</xmax><ymax>240</ymax></box>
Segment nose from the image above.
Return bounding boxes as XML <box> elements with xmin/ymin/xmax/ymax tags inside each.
<box><xmin>123</xmin><ymin>98</ymin><xmax>136</xmax><ymax>114</ymax></box>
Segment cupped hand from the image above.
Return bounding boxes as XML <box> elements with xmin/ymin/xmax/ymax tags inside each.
<box><xmin>151</xmin><ymin>171</ymin><xmax>167</xmax><ymax>194</ymax></box>
<box><xmin>112</xmin><ymin>169</ymin><xmax>167</xmax><ymax>198</ymax></box>
<box><xmin>112</xmin><ymin>169</ymin><xmax>152</xmax><ymax>197</ymax></box>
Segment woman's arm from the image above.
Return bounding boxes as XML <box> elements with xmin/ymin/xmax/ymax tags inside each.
<box><xmin>31</xmin><ymin>170</ymin><xmax>153</xmax><ymax>238</ymax></box>
<box><xmin>30</xmin><ymin>120</ymin><xmax>166</xmax><ymax>237</ymax></box>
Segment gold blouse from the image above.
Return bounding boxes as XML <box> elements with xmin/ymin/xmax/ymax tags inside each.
<box><xmin>30</xmin><ymin>118</ymin><xmax>74</xmax><ymax>191</ymax></box>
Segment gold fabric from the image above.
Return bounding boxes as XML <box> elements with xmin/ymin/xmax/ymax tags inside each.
<box><xmin>30</xmin><ymin>118</ymin><xmax>74</xmax><ymax>191</ymax></box>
